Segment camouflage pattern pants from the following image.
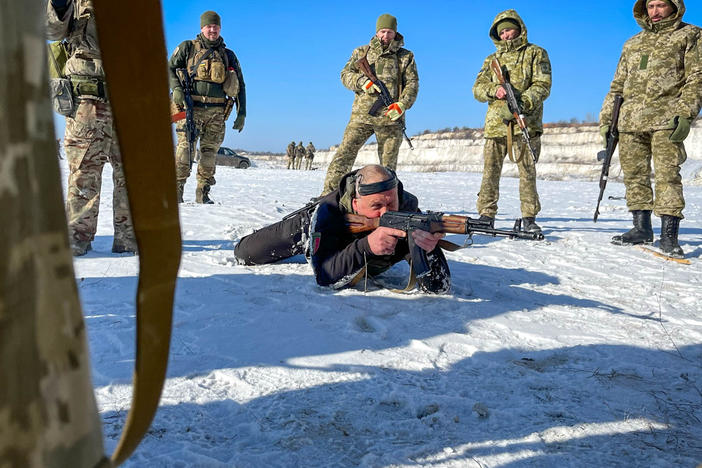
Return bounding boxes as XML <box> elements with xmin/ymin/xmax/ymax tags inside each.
<box><xmin>619</xmin><ymin>131</ymin><xmax>686</xmax><ymax>218</ymax></box>
<box><xmin>477</xmin><ymin>136</ymin><xmax>541</xmax><ymax>218</ymax></box>
<box><xmin>322</xmin><ymin>122</ymin><xmax>403</xmax><ymax>194</ymax></box>
<box><xmin>287</xmin><ymin>156</ymin><xmax>295</xmax><ymax>169</ymax></box>
<box><xmin>175</xmin><ymin>105</ymin><xmax>225</xmax><ymax>188</ymax></box>
<box><xmin>64</xmin><ymin>99</ymin><xmax>134</xmax><ymax>246</ymax></box>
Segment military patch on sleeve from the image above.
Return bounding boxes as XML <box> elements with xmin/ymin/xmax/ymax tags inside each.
<box><xmin>310</xmin><ymin>232</ymin><xmax>322</xmax><ymax>255</ymax></box>
<box><xmin>540</xmin><ymin>61</ymin><xmax>551</xmax><ymax>74</ymax></box>
<box><xmin>639</xmin><ymin>54</ymin><xmax>648</xmax><ymax>70</ymax></box>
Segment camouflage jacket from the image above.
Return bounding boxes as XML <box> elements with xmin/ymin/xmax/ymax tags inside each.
<box><xmin>295</xmin><ymin>144</ymin><xmax>306</xmax><ymax>158</ymax></box>
<box><xmin>306</xmin><ymin>143</ymin><xmax>316</xmax><ymax>157</ymax></box>
<box><xmin>168</xmin><ymin>34</ymin><xmax>247</xmax><ymax>116</ymax></box>
<box><xmin>287</xmin><ymin>142</ymin><xmax>296</xmax><ymax>157</ymax></box>
<box><xmin>45</xmin><ymin>0</ymin><xmax>105</xmax><ymax>82</ymax></box>
<box><xmin>340</xmin><ymin>34</ymin><xmax>419</xmax><ymax>126</ymax></box>
<box><xmin>473</xmin><ymin>10</ymin><xmax>552</xmax><ymax>138</ymax></box>
<box><xmin>600</xmin><ymin>0</ymin><xmax>702</xmax><ymax>132</ymax></box>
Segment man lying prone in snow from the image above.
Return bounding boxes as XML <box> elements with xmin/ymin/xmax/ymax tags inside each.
<box><xmin>234</xmin><ymin>164</ymin><xmax>451</xmax><ymax>293</ymax></box>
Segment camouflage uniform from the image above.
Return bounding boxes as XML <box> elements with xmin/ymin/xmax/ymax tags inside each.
<box><xmin>286</xmin><ymin>141</ymin><xmax>296</xmax><ymax>169</ymax></box>
<box><xmin>305</xmin><ymin>142</ymin><xmax>316</xmax><ymax>170</ymax></box>
<box><xmin>168</xmin><ymin>31</ymin><xmax>246</xmax><ymax>202</ymax></box>
<box><xmin>322</xmin><ymin>32</ymin><xmax>419</xmax><ymax>194</ymax></box>
<box><xmin>473</xmin><ymin>10</ymin><xmax>552</xmax><ymax>220</ymax></box>
<box><xmin>295</xmin><ymin>142</ymin><xmax>306</xmax><ymax>170</ymax></box>
<box><xmin>2</xmin><ymin>0</ymin><xmax>108</xmax><ymax>465</ymax></box>
<box><xmin>46</xmin><ymin>0</ymin><xmax>136</xmax><ymax>255</ymax></box>
<box><xmin>600</xmin><ymin>0</ymin><xmax>702</xmax><ymax>219</ymax></box>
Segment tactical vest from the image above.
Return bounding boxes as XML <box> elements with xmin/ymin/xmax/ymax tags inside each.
<box><xmin>186</xmin><ymin>39</ymin><xmax>239</xmax><ymax>97</ymax></box>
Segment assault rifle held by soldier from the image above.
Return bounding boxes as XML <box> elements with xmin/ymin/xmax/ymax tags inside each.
<box><xmin>345</xmin><ymin>211</ymin><xmax>544</xmax><ymax>278</ymax></box>
<box><xmin>357</xmin><ymin>55</ymin><xmax>414</xmax><ymax>150</ymax></box>
<box><xmin>174</xmin><ymin>68</ymin><xmax>198</xmax><ymax>170</ymax></box>
<box><xmin>594</xmin><ymin>94</ymin><xmax>623</xmax><ymax>222</ymax></box>
<box><xmin>489</xmin><ymin>57</ymin><xmax>538</xmax><ymax>163</ymax></box>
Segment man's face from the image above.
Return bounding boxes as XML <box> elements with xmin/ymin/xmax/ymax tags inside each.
<box><xmin>352</xmin><ymin>188</ymin><xmax>399</xmax><ymax>218</ymax></box>
<box><xmin>499</xmin><ymin>27</ymin><xmax>520</xmax><ymax>41</ymax></box>
<box><xmin>647</xmin><ymin>1</ymin><xmax>675</xmax><ymax>22</ymax></box>
<box><xmin>201</xmin><ymin>23</ymin><xmax>221</xmax><ymax>41</ymax></box>
<box><xmin>376</xmin><ymin>28</ymin><xmax>396</xmax><ymax>46</ymax></box>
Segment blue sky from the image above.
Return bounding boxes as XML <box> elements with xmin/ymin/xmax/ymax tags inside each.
<box><xmin>85</xmin><ymin>2</ymin><xmax>702</xmax><ymax>152</ymax></box>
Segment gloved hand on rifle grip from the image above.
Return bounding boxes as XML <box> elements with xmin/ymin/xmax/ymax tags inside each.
<box><xmin>385</xmin><ymin>102</ymin><xmax>405</xmax><ymax>121</ymax></box>
<box><xmin>232</xmin><ymin>114</ymin><xmax>246</xmax><ymax>132</ymax></box>
<box><xmin>599</xmin><ymin>125</ymin><xmax>609</xmax><ymax>148</ymax></box>
<box><xmin>362</xmin><ymin>79</ymin><xmax>381</xmax><ymax>95</ymax></box>
<box><xmin>172</xmin><ymin>87</ymin><xmax>184</xmax><ymax>107</ymax></box>
<box><xmin>669</xmin><ymin>116</ymin><xmax>691</xmax><ymax>143</ymax></box>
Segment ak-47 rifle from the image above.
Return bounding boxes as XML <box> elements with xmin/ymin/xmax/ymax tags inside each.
<box><xmin>356</xmin><ymin>55</ymin><xmax>414</xmax><ymax>150</ymax></box>
<box><xmin>346</xmin><ymin>211</ymin><xmax>543</xmax><ymax>278</ymax></box>
<box><xmin>490</xmin><ymin>58</ymin><xmax>538</xmax><ymax>163</ymax></box>
<box><xmin>593</xmin><ymin>94</ymin><xmax>623</xmax><ymax>222</ymax></box>
<box><xmin>174</xmin><ymin>68</ymin><xmax>199</xmax><ymax>170</ymax></box>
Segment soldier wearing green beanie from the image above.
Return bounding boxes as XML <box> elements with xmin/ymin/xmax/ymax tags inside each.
<box><xmin>200</xmin><ymin>10</ymin><xmax>221</xmax><ymax>28</ymax></box>
<box><xmin>321</xmin><ymin>13</ymin><xmax>419</xmax><ymax>195</ymax></box>
<box><xmin>599</xmin><ymin>0</ymin><xmax>698</xmax><ymax>258</ymax></box>
<box><xmin>168</xmin><ymin>10</ymin><xmax>247</xmax><ymax>204</ymax></box>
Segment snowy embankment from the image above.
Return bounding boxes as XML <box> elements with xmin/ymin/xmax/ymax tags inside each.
<box><xmin>305</xmin><ymin>122</ymin><xmax>702</xmax><ymax>185</ymax></box>
<box><xmin>69</xmin><ymin>161</ymin><xmax>702</xmax><ymax>467</ymax></box>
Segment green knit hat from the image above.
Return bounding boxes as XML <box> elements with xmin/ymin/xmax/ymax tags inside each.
<box><xmin>376</xmin><ymin>13</ymin><xmax>397</xmax><ymax>32</ymax></box>
<box><xmin>496</xmin><ymin>19</ymin><xmax>520</xmax><ymax>35</ymax></box>
<box><xmin>201</xmin><ymin>11</ymin><xmax>221</xmax><ymax>28</ymax></box>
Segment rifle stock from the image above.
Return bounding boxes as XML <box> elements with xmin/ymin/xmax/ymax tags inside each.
<box><xmin>489</xmin><ymin>58</ymin><xmax>538</xmax><ymax>163</ymax></box>
<box><xmin>593</xmin><ymin>94</ymin><xmax>623</xmax><ymax>222</ymax></box>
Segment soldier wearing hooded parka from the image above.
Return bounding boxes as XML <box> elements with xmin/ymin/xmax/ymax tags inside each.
<box><xmin>600</xmin><ymin>0</ymin><xmax>702</xmax><ymax>257</ymax></box>
<box><xmin>473</xmin><ymin>10</ymin><xmax>552</xmax><ymax>234</ymax></box>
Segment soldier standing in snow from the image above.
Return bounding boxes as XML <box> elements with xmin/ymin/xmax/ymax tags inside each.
<box><xmin>600</xmin><ymin>0</ymin><xmax>701</xmax><ymax>257</ymax></box>
<box><xmin>295</xmin><ymin>141</ymin><xmax>306</xmax><ymax>170</ymax></box>
<box><xmin>169</xmin><ymin>11</ymin><xmax>246</xmax><ymax>204</ymax></box>
<box><xmin>286</xmin><ymin>140</ymin><xmax>296</xmax><ymax>169</ymax></box>
<box><xmin>235</xmin><ymin>165</ymin><xmax>450</xmax><ymax>293</ymax></box>
<box><xmin>305</xmin><ymin>141</ymin><xmax>316</xmax><ymax>170</ymax></box>
<box><xmin>473</xmin><ymin>9</ymin><xmax>552</xmax><ymax>235</ymax></box>
<box><xmin>321</xmin><ymin>14</ymin><xmax>419</xmax><ymax>195</ymax></box>
<box><xmin>46</xmin><ymin>0</ymin><xmax>136</xmax><ymax>256</ymax></box>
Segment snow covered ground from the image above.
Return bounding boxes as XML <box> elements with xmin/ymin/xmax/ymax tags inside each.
<box><xmin>67</xmin><ymin>163</ymin><xmax>702</xmax><ymax>467</ymax></box>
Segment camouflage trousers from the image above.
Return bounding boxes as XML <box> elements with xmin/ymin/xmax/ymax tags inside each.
<box><xmin>322</xmin><ymin>122</ymin><xmax>403</xmax><ymax>194</ymax></box>
<box><xmin>287</xmin><ymin>156</ymin><xmax>295</xmax><ymax>169</ymax></box>
<box><xmin>175</xmin><ymin>105</ymin><xmax>225</xmax><ymax>189</ymax></box>
<box><xmin>64</xmin><ymin>99</ymin><xmax>135</xmax><ymax>247</ymax></box>
<box><xmin>619</xmin><ymin>131</ymin><xmax>686</xmax><ymax>218</ymax></box>
<box><xmin>477</xmin><ymin>135</ymin><xmax>541</xmax><ymax>218</ymax></box>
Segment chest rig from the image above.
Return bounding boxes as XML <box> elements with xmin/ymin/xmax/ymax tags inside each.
<box><xmin>187</xmin><ymin>39</ymin><xmax>228</xmax><ymax>84</ymax></box>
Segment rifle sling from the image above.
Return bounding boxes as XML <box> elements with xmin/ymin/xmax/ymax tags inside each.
<box><xmin>93</xmin><ymin>1</ymin><xmax>182</xmax><ymax>466</ymax></box>
<box><xmin>505</xmin><ymin>122</ymin><xmax>523</xmax><ymax>164</ymax></box>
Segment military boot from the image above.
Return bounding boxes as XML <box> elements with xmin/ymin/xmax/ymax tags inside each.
<box><xmin>176</xmin><ymin>180</ymin><xmax>185</xmax><ymax>203</ymax></box>
<box><xmin>195</xmin><ymin>184</ymin><xmax>214</xmax><ymax>204</ymax></box>
<box><xmin>71</xmin><ymin>240</ymin><xmax>92</xmax><ymax>257</ymax></box>
<box><xmin>659</xmin><ymin>215</ymin><xmax>684</xmax><ymax>257</ymax></box>
<box><xmin>478</xmin><ymin>214</ymin><xmax>495</xmax><ymax>229</ymax></box>
<box><xmin>112</xmin><ymin>237</ymin><xmax>137</xmax><ymax>254</ymax></box>
<box><xmin>611</xmin><ymin>210</ymin><xmax>653</xmax><ymax>245</ymax></box>
<box><xmin>522</xmin><ymin>217</ymin><xmax>542</xmax><ymax>234</ymax></box>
